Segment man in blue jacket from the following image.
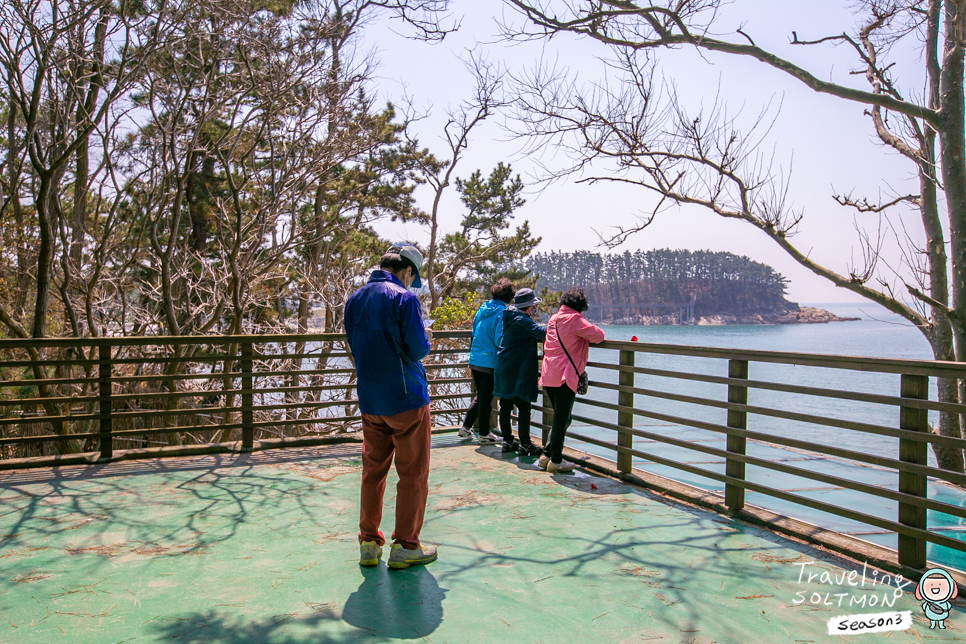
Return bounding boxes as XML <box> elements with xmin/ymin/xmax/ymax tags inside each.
<box><xmin>344</xmin><ymin>242</ymin><xmax>437</xmax><ymax>570</ymax></box>
<box><xmin>459</xmin><ymin>278</ymin><xmax>515</xmax><ymax>444</ymax></box>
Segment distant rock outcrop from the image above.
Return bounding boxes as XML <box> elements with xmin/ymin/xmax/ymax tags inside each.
<box><xmin>521</xmin><ymin>250</ymin><xmax>861</xmax><ymax>326</ymax></box>
<box><xmin>695</xmin><ymin>307</ymin><xmax>860</xmax><ymax>326</ymax></box>
<box><xmin>606</xmin><ymin>306</ymin><xmax>858</xmax><ymax>326</ymax></box>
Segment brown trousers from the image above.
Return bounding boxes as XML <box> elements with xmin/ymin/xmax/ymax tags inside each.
<box><xmin>358</xmin><ymin>404</ymin><xmax>431</xmax><ymax>550</ymax></box>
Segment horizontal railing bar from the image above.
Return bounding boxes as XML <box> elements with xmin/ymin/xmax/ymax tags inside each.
<box><xmin>0</xmin><ymin>363</ymin><xmax>467</xmax><ymax>384</ymax></box>
<box><xmin>0</xmin><ymin>369</ymin><xmax>465</xmax><ymax>393</ymax></box>
<box><xmin>588</xmin><ymin>362</ymin><xmax>966</xmax><ymax>415</ymax></box>
<box><xmin>0</xmin><ymin>393</ymin><xmax>474</xmax><ymax>428</ymax></box>
<box><xmin>103</xmin><ymin>408</ymin><xmax>235</xmax><ymax>421</ymax></box>
<box><xmin>564</xmin><ymin>412</ymin><xmax>966</xmax><ymax>521</ymax></box>
<box><xmin>89</xmin><ymin>417</ymin><xmax>361</xmax><ymax>441</ymax></box>
<box><xmin>244</xmin><ymin>352</ymin><xmax>351</xmax><ymax>360</ymax></box>
<box><xmin>0</xmin><ymin>431</ymin><xmax>100</xmax><ymax>445</ymax></box>
<box><xmin>0</xmin><ymin>395</ymin><xmax>98</xmax><ymax>407</ymax></box>
<box><xmin>0</xmin><ymin>386</ymin><xmax>417</xmax><ymax>406</ymax></box>
<box><xmin>111</xmin><ymin>415</ymin><xmax>364</xmax><ymax>437</ymax></box>
<box><xmin>0</xmin><ymin>412</ymin><xmax>378</xmax><ymax>446</ymax></box>
<box><xmin>264</xmin><ymin>368</ymin><xmax>355</xmax><ymax>377</ymax></box>
<box><xmin>595</xmin><ymin>339</ymin><xmax>966</xmax><ymax>378</ymax></box>
<box><xmin>251</xmin><ymin>415</ymin><xmax>361</xmax><ymax>429</ymax></box>
<box><xmin>0</xmin><ymin>413</ymin><xmax>98</xmax><ymax>427</ymax></box>
<box><xmin>200</xmin><ymin>393</ymin><xmax>473</xmax><ymax>415</ymax></box>
<box><xmin>425</xmin><ymin>363</ymin><xmax>469</xmax><ymax>371</ymax></box>
<box><xmin>0</xmin><ymin>377</ymin><xmax>99</xmax><ymax>388</ymax></box>
<box><xmin>109</xmin><ymin>424</ymin><xmax>245</xmax><ymax>438</ymax></box>
<box><xmin>0</xmin><ymin>359</ymin><xmax>97</xmax><ymax>368</ymax></box>
<box><xmin>0</xmin><ymin>331</ymin><xmax>471</xmax><ymax>350</ymax></box>
<box><xmin>111</xmin><ymin>390</ymin><xmax>237</xmax><ymax>403</ymax></box>
<box><xmin>237</xmin><ymin>393</ymin><xmax>475</xmax><ymax>413</ymax></box>
<box><xmin>580</xmin><ymin>385</ymin><xmax>966</xmax><ymax>451</ymax></box>
<box><xmin>103</xmin><ymin>379</ymin><xmax>469</xmax><ymax>403</ymax></box>
<box><xmin>90</xmin><ymin>410</ymin><xmax>417</xmax><ymax>440</ymax></box>
<box><xmin>426</xmin><ymin>378</ymin><xmax>474</xmax><ymax>386</ymax></box>
<box><xmin>569</xmin><ymin>398</ymin><xmax>966</xmax><ymax>487</ymax></box>
<box><xmin>562</xmin><ymin>427</ymin><xmax>966</xmax><ymax>553</ymax></box>
<box><xmin>106</xmin><ymin>355</ymin><xmax>235</xmax><ymax>365</ymax></box>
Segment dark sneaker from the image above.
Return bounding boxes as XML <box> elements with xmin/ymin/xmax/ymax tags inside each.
<box><xmin>519</xmin><ymin>443</ymin><xmax>542</xmax><ymax>457</ymax></box>
<box><xmin>502</xmin><ymin>439</ymin><xmax>520</xmax><ymax>453</ymax></box>
<box><xmin>359</xmin><ymin>540</ymin><xmax>382</xmax><ymax>566</ymax></box>
<box><xmin>388</xmin><ymin>543</ymin><xmax>438</xmax><ymax>569</ymax></box>
<box><xmin>478</xmin><ymin>433</ymin><xmax>501</xmax><ymax>445</ymax></box>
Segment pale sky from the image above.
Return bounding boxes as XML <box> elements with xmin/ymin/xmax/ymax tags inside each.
<box><xmin>369</xmin><ymin>1</ymin><xmax>929</xmax><ymax>304</ymax></box>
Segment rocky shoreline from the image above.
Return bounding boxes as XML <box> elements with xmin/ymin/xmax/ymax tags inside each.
<box><xmin>605</xmin><ymin>306</ymin><xmax>860</xmax><ymax>326</ymax></box>
<box><xmin>696</xmin><ymin>307</ymin><xmax>860</xmax><ymax>326</ymax></box>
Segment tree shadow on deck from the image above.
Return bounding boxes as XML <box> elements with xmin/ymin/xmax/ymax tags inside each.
<box><xmin>0</xmin><ymin>444</ymin><xmax>369</xmax><ymax>599</ymax></box>
<box><xmin>460</xmin><ymin>445</ymin><xmax>966</xmax><ymax>641</ymax></box>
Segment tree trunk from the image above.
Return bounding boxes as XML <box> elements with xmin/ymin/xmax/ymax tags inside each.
<box><xmin>937</xmin><ymin>1</ymin><xmax>966</xmax><ymax>468</ymax></box>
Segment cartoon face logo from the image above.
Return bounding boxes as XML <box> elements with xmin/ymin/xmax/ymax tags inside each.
<box><xmin>915</xmin><ymin>568</ymin><xmax>959</xmax><ymax>630</ymax></box>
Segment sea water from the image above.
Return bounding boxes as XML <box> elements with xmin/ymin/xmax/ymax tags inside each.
<box><xmin>568</xmin><ymin>303</ymin><xmax>966</xmax><ymax>570</ymax></box>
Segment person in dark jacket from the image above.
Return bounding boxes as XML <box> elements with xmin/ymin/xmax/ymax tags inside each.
<box><xmin>344</xmin><ymin>242</ymin><xmax>437</xmax><ymax>570</ymax></box>
<box><xmin>460</xmin><ymin>278</ymin><xmax>515</xmax><ymax>444</ymax></box>
<box><xmin>493</xmin><ymin>288</ymin><xmax>546</xmax><ymax>456</ymax></box>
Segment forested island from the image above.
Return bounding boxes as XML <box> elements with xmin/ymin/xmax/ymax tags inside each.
<box><xmin>523</xmin><ymin>250</ymin><xmax>858</xmax><ymax>325</ymax></box>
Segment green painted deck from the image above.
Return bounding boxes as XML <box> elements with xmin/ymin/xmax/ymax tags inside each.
<box><xmin>1</xmin><ymin>436</ymin><xmax>964</xmax><ymax>643</ymax></box>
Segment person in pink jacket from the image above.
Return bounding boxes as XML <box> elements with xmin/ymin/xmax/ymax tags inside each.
<box><xmin>538</xmin><ymin>288</ymin><xmax>605</xmax><ymax>473</ymax></box>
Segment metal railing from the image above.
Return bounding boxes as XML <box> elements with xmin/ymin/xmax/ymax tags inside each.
<box><xmin>0</xmin><ymin>331</ymin><xmax>473</xmax><ymax>462</ymax></box>
<box><xmin>3</xmin><ymin>330</ymin><xmax>966</xmax><ymax>570</ymax></box>
<box><xmin>528</xmin><ymin>339</ymin><xmax>966</xmax><ymax>570</ymax></box>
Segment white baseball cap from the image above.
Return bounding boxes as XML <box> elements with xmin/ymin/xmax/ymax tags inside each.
<box><xmin>387</xmin><ymin>242</ymin><xmax>423</xmax><ymax>288</ymax></box>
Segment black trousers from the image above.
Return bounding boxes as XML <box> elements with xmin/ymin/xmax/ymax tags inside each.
<box><xmin>545</xmin><ymin>384</ymin><xmax>577</xmax><ymax>464</ymax></box>
<box><xmin>462</xmin><ymin>369</ymin><xmax>500</xmax><ymax>437</ymax></box>
<box><xmin>498</xmin><ymin>397</ymin><xmax>532</xmax><ymax>445</ymax></box>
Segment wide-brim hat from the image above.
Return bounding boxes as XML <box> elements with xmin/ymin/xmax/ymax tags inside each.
<box><xmin>388</xmin><ymin>242</ymin><xmax>422</xmax><ymax>288</ymax></box>
<box><xmin>513</xmin><ymin>288</ymin><xmax>541</xmax><ymax>309</ymax></box>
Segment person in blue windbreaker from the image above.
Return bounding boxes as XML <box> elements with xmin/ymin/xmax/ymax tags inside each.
<box><xmin>344</xmin><ymin>243</ymin><xmax>438</xmax><ymax>571</ymax></box>
<box><xmin>459</xmin><ymin>278</ymin><xmax>515</xmax><ymax>444</ymax></box>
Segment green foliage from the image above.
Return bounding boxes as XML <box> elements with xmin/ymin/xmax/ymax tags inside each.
<box><xmin>432</xmin><ymin>163</ymin><xmax>540</xmax><ymax>306</ymax></box>
<box><xmin>527</xmin><ymin>249</ymin><xmax>789</xmax><ymax>291</ymax></box>
<box><xmin>431</xmin><ymin>294</ymin><xmax>481</xmax><ymax>330</ymax></box>
<box><xmin>455</xmin><ymin>163</ymin><xmax>525</xmax><ymax>235</ymax></box>
<box><xmin>537</xmin><ymin>287</ymin><xmax>561</xmax><ymax>316</ymax></box>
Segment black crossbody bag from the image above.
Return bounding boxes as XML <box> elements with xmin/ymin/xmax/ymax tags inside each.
<box><xmin>552</xmin><ymin>319</ymin><xmax>589</xmax><ymax>395</ymax></box>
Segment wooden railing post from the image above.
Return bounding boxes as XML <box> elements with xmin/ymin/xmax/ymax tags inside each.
<box><xmin>241</xmin><ymin>342</ymin><xmax>254</xmax><ymax>452</ymax></box>
<box><xmin>898</xmin><ymin>373</ymin><xmax>928</xmax><ymax>569</ymax></box>
<box><xmin>98</xmin><ymin>343</ymin><xmax>113</xmax><ymax>460</ymax></box>
<box><xmin>725</xmin><ymin>359</ymin><xmax>749</xmax><ymax>511</ymax></box>
<box><xmin>617</xmin><ymin>349</ymin><xmax>635</xmax><ymax>473</ymax></box>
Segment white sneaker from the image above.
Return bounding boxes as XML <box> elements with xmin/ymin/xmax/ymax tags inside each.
<box><xmin>458</xmin><ymin>426</ymin><xmax>474</xmax><ymax>440</ymax></box>
<box><xmin>478</xmin><ymin>433</ymin><xmax>501</xmax><ymax>445</ymax></box>
<box><xmin>547</xmin><ymin>460</ymin><xmax>575</xmax><ymax>473</ymax></box>
<box><xmin>388</xmin><ymin>543</ymin><xmax>438</xmax><ymax>569</ymax></box>
<box><xmin>359</xmin><ymin>540</ymin><xmax>382</xmax><ymax>566</ymax></box>
<box><xmin>537</xmin><ymin>454</ymin><xmax>551</xmax><ymax>470</ymax></box>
